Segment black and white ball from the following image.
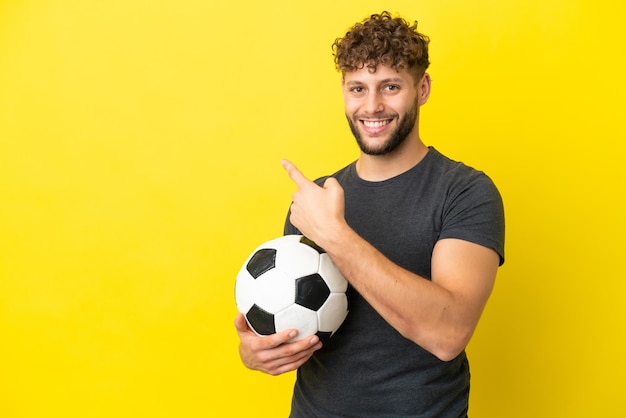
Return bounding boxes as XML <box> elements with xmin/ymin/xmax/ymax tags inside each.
<box><xmin>235</xmin><ymin>235</ymin><xmax>349</xmax><ymax>343</ymax></box>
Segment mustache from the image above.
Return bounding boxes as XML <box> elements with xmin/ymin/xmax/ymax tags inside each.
<box><xmin>351</xmin><ymin>112</ymin><xmax>398</xmax><ymax>120</ymax></box>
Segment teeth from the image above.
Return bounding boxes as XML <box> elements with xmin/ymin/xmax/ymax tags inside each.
<box><xmin>363</xmin><ymin>120</ymin><xmax>390</xmax><ymax>128</ymax></box>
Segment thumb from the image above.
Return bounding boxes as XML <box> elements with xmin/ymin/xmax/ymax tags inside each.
<box><xmin>234</xmin><ymin>312</ymin><xmax>250</xmax><ymax>333</ymax></box>
<box><xmin>323</xmin><ymin>177</ymin><xmax>344</xmax><ymax>195</ymax></box>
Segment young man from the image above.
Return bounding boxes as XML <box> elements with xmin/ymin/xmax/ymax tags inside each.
<box><xmin>234</xmin><ymin>11</ymin><xmax>505</xmax><ymax>417</ymax></box>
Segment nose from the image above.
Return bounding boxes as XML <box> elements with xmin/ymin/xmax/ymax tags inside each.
<box><xmin>364</xmin><ymin>91</ymin><xmax>384</xmax><ymax>115</ymax></box>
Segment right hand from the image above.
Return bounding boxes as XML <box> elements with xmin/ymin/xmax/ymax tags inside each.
<box><xmin>234</xmin><ymin>313</ymin><xmax>323</xmax><ymax>376</ymax></box>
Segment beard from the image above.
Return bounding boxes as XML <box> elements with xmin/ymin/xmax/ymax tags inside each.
<box><xmin>346</xmin><ymin>98</ymin><xmax>419</xmax><ymax>156</ymax></box>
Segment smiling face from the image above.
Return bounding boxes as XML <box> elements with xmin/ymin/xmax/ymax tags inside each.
<box><xmin>342</xmin><ymin>64</ymin><xmax>429</xmax><ymax>156</ymax></box>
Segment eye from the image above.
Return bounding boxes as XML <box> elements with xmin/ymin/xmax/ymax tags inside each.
<box><xmin>384</xmin><ymin>84</ymin><xmax>400</xmax><ymax>92</ymax></box>
<box><xmin>350</xmin><ymin>86</ymin><xmax>364</xmax><ymax>93</ymax></box>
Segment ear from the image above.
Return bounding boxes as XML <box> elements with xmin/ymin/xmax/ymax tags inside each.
<box><xmin>417</xmin><ymin>73</ymin><xmax>432</xmax><ymax>106</ymax></box>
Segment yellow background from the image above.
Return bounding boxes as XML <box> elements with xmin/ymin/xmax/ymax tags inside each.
<box><xmin>1</xmin><ymin>0</ymin><xmax>624</xmax><ymax>417</ymax></box>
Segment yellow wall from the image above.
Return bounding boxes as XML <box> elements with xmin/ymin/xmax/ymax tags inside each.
<box><xmin>1</xmin><ymin>0</ymin><xmax>624</xmax><ymax>417</ymax></box>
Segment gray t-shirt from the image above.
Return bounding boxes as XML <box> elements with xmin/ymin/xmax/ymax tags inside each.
<box><xmin>285</xmin><ymin>147</ymin><xmax>505</xmax><ymax>418</ymax></box>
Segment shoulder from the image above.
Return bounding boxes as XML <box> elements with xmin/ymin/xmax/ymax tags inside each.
<box><xmin>428</xmin><ymin>147</ymin><xmax>487</xmax><ymax>178</ymax></box>
<box><xmin>313</xmin><ymin>161</ymin><xmax>356</xmax><ymax>187</ymax></box>
<box><xmin>426</xmin><ymin>147</ymin><xmax>501</xmax><ymax>198</ymax></box>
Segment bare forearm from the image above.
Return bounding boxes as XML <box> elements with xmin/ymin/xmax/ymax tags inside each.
<box><xmin>320</xmin><ymin>224</ymin><xmax>490</xmax><ymax>361</ymax></box>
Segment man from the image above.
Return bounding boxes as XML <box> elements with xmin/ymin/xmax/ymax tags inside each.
<box><xmin>234</xmin><ymin>11</ymin><xmax>505</xmax><ymax>417</ymax></box>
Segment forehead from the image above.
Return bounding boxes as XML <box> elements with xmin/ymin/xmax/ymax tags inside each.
<box><xmin>342</xmin><ymin>64</ymin><xmax>414</xmax><ymax>85</ymax></box>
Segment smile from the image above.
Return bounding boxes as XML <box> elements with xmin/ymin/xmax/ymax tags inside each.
<box><xmin>361</xmin><ymin>119</ymin><xmax>392</xmax><ymax>128</ymax></box>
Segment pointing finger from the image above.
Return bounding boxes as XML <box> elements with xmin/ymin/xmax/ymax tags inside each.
<box><xmin>281</xmin><ymin>159</ymin><xmax>313</xmax><ymax>188</ymax></box>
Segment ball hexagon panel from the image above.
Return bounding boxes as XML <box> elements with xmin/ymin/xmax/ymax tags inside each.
<box><xmin>254</xmin><ymin>268</ymin><xmax>295</xmax><ymax>313</ymax></box>
<box><xmin>234</xmin><ymin>268</ymin><xmax>256</xmax><ymax>314</ymax></box>
<box><xmin>274</xmin><ymin>304</ymin><xmax>318</xmax><ymax>341</ymax></box>
<box><xmin>273</xmin><ymin>235</ymin><xmax>320</xmax><ymax>278</ymax></box>
<box><xmin>317</xmin><ymin>293</ymin><xmax>349</xmax><ymax>333</ymax></box>
<box><xmin>318</xmin><ymin>253</ymin><xmax>348</xmax><ymax>293</ymax></box>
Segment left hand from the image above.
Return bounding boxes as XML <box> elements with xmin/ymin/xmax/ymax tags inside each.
<box><xmin>281</xmin><ymin>159</ymin><xmax>345</xmax><ymax>247</ymax></box>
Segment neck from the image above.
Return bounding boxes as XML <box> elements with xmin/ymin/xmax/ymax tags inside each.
<box><xmin>356</xmin><ymin>135</ymin><xmax>429</xmax><ymax>182</ymax></box>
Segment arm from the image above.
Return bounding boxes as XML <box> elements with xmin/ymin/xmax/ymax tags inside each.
<box><xmin>283</xmin><ymin>159</ymin><xmax>500</xmax><ymax>361</ymax></box>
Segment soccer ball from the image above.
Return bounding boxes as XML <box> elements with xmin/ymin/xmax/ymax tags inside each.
<box><xmin>235</xmin><ymin>235</ymin><xmax>349</xmax><ymax>343</ymax></box>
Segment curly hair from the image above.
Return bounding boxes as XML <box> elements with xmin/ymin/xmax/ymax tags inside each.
<box><xmin>332</xmin><ymin>11</ymin><xmax>430</xmax><ymax>83</ymax></box>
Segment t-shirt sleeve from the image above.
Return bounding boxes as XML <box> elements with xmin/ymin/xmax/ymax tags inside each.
<box><xmin>283</xmin><ymin>211</ymin><xmax>299</xmax><ymax>235</ymax></box>
<box><xmin>439</xmin><ymin>173</ymin><xmax>505</xmax><ymax>265</ymax></box>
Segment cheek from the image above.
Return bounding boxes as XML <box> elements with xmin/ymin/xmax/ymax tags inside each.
<box><xmin>343</xmin><ymin>102</ymin><xmax>358</xmax><ymax>117</ymax></box>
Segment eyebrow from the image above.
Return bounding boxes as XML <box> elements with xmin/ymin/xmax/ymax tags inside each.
<box><xmin>345</xmin><ymin>77</ymin><xmax>406</xmax><ymax>86</ymax></box>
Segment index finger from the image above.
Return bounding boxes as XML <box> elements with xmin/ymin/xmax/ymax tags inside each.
<box><xmin>281</xmin><ymin>159</ymin><xmax>314</xmax><ymax>188</ymax></box>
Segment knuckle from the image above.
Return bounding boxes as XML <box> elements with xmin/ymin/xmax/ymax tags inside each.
<box><xmin>282</xmin><ymin>344</ymin><xmax>297</xmax><ymax>357</ymax></box>
<box><xmin>247</xmin><ymin>338</ymin><xmax>260</xmax><ymax>351</ymax></box>
<box><xmin>256</xmin><ymin>351</ymin><xmax>271</xmax><ymax>363</ymax></box>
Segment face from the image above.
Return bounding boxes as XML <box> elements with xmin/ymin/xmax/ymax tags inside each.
<box><xmin>342</xmin><ymin>65</ymin><xmax>429</xmax><ymax>156</ymax></box>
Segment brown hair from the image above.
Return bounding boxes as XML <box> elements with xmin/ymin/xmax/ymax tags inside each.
<box><xmin>332</xmin><ymin>11</ymin><xmax>430</xmax><ymax>83</ymax></box>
